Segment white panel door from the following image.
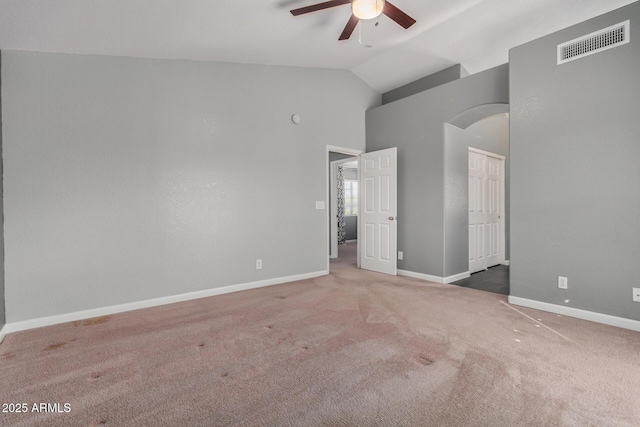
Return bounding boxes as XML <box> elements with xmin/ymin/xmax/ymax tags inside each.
<box><xmin>360</xmin><ymin>148</ymin><xmax>397</xmax><ymax>275</ymax></box>
<box><xmin>468</xmin><ymin>151</ymin><xmax>486</xmax><ymax>274</ymax></box>
<box><xmin>469</xmin><ymin>149</ymin><xmax>503</xmax><ymax>274</ymax></box>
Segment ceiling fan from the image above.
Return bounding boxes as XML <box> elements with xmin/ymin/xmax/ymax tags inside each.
<box><xmin>290</xmin><ymin>0</ymin><xmax>416</xmax><ymax>41</ymax></box>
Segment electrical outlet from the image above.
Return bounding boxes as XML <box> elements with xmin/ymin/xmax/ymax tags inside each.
<box><xmin>398</xmin><ymin>251</ymin><xmax>403</xmax><ymax>260</ymax></box>
<box><xmin>558</xmin><ymin>276</ymin><xmax>568</xmax><ymax>289</ymax></box>
<box><xmin>633</xmin><ymin>288</ymin><xmax>640</xmax><ymax>303</ymax></box>
<box><xmin>256</xmin><ymin>259</ymin><xmax>262</xmax><ymax>270</ymax></box>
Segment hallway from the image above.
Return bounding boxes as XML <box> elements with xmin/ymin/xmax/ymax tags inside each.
<box><xmin>451</xmin><ymin>265</ymin><xmax>509</xmax><ymax>295</ymax></box>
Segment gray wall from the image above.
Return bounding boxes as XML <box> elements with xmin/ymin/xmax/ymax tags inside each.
<box><xmin>329</xmin><ymin>153</ymin><xmax>355</xmax><ymax>163</ymax></box>
<box><xmin>0</xmin><ymin>50</ymin><xmax>5</xmax><ymax>330</ymax></box>
<box><xmin>510</xmin><ymin>2</ymin><xmax>640</xmax><ymax>320</ymax></box>
<box><xmin>444</xmin><ymin>113</ymin><xmax>510</xmax><ymax>276</ymax></box>
<box><xmin>382</xmin><ymin>64</ymin><xmax>466</xmax><ymax>105</ymax></box>
<box><xmin>2</xmin><ymin>51</ymin><xmax>380</xmax><ymax>323</ymax></box>
<box><xmin>367</xmin><ymin>64</ymin><xmax>509</xmax><ymax>278</ymax></box>
<box><xmin>344</xmin><ymin>216</ymin><xmax>357</xmax><ymax>241</ymax></box>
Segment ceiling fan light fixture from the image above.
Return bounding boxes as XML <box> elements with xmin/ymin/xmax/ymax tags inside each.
<box><xmin>352</xmin><ymin>0</ymin><xmax>385</xmax><ymax>20</ymax></box>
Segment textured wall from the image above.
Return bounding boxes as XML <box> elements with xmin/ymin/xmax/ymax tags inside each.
<box><xmin>381</xmin><ymin>64</ymin><xmax>465</xmax><ymax>105</ymax></box>
<box><xmin>510</xmin><ymin>2</ymin><xmax>640</xmax><ymax>320</ymax></box>
<box><xmin>2</xmin><ymin>51</ymin><xmax>380</xmax><ymax>323</ymax></box>
<box><xmin>367</xmin><ymin>64</ymin><xmax>509</xmax><ymax>278</ymax></box>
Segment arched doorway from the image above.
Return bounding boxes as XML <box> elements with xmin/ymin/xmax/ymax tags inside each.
<box><xmin>444</xmin><ymin>104</ymin><xmax>510</xmax><ymax>294</ymax></box>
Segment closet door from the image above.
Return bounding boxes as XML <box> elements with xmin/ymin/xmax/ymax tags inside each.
<box><xmin>469</xmin><ymin>149</ymin><xmax>503</xmax><ymax>273</ymax></box>
<box><xmin>469</xmin><ymin>151</ymin><xmax>487</xmax><ymax>274</ymax></box>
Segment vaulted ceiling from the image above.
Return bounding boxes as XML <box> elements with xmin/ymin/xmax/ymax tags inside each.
<box><xmin>0</xmin><ymin>0</ymin><xmax>635</xmax><ymax>92</ymax></box>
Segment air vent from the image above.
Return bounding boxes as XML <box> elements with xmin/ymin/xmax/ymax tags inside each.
<box><xmin>557</xmin><ymin>20</ymin><xmax>630</xmax><ymax>65</ymax></box>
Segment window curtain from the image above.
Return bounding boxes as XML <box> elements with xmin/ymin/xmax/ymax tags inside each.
<box><xmin>337</xmin><ymin>166</ymin><xmax>346</xmax><ymax>245</ymax></box>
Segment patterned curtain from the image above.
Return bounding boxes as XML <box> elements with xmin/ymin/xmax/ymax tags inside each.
<box><xmin>337</xmin><ymin>166</ymin><xmax>346</xmax><ymax>245</ymax></box>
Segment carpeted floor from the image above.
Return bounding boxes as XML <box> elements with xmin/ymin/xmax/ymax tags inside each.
<box><xmin>1</xmin><ymin>243</ymin><xmax>639</xmax><ymax>426</ymax></box>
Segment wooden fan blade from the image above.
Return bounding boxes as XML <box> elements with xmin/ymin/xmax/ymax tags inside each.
<box><xmin>339</xmin><ymin>14</ymin><xmax>360</xmax><ymax>40</ymax></box>
<box><xmin>291</xmin><ymin>0</ymin><xmax>350</xmax><ymax>16</ymax></box>
<box><xmin>382</xmin><ymin>1</ymin><xmax>416</xmax><ymax>29</ymax></box>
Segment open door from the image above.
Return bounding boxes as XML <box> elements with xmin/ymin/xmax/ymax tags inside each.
<box><xmin>360</xmin><ymin>148</ymin><xmax>397</xmax><ymax>275</ymax></box>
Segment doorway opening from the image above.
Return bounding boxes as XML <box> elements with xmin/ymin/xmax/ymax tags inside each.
<box><xmin>326</xmin><ymin>145</ymin><xmax>363</xmax><ymax>273</ymax></box>
<box><xmin>330</xmin><ymin>157</ymin><xmax>359</xmax><ymax>262</ymax></box>
<box><xmin>326</xmin><ymin>145</ymin><xmax>398</xmax><ymax>276</ymax></box>
<box><xmin>461</xmin><ymin>146</ymin><xmax>509</xmax><ymax>295</ymax></box>
<box><xmin>444</xmin><ymin>107</ymin><xmax>509</xmax><ymax>294</ymax></box>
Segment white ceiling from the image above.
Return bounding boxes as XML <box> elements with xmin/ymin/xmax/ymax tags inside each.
<box><xmin>0</xmin><ymin>0</ymin><xmax>635</xmax><ymax>93</ymax></box>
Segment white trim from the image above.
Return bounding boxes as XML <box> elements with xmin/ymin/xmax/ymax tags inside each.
<box><xmin>0</xmin><ymin>324</ymin><xmax>7</xmax><ymax>345</ymax></box>
<box><xmin>356</xmin><ymin>160</ymin><xmax>361</xmax><ymax>269</ymax></box>
<box><xmin>445</xmin><ymin>271</ymin><xmax>470</xmax><ymax>283</ymax></box>
<box><xmin>398</xmin><ymin>269</ymin><xmax>443</xmax><ymax>283</ymax></box>
<box><xmin>508</xmin><ymin>296</ymin><xmax>640</xmax><ymax>332</ymax></box>
<box><xmin>499</xmin><ymin>155</ymin><xmax>506</xmax><ymax>265</ymax></box>
<box><xmin>326</xmin><ymin>145</ymin><xmax>362</xmax><ymax>156</ymax></box>
<box><xmin>468</xmin><ymin>146</ymin><xmax>506</xmax><ymax>160</ymax></box>
<box><xmin>3</xmin><ymin>271</ymin><xmax>328</xmax><ymax>335</ymax></box>
<box><xmin>501</xmin><ymin>260</ymin><xmax>510</xmax><ymax>266</ymax></box>
<box><xmin>398</xmin><ymin>269</ymin><xmax>470</xmax><ymax>284</ymax></box>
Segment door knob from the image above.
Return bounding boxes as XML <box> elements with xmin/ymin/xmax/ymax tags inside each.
<box><xmin>389</xmin><ymin>217</ymin><xmax>395</xmax><ymax>220</ymax></box>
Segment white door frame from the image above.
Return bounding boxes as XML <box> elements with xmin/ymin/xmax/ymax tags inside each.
<box><xmin>330</xmin><ymin>157</ymin><xmax>359</xmax><ymax>259</ymax></box>
<box><xmin>468</xmin><ymin>147</ymin><xmax>506</xmax><ymax>268</ymax></box>
<box><xmin>326</xmin><ymin>145</ymin><xmax>364</xmax><ymax>272</ymax></box>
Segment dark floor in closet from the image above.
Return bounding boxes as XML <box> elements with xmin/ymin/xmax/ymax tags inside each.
<box><xmin>451</xmin><ymin>265</ymin><xmax>509</xmax><ymax>295</ymax></box>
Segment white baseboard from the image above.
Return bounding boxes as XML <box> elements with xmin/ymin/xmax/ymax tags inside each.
<box><xmin>3</xmin><ymin>271</ymin><xmax>328</xmax><ymax>336</ymax></box>
<box><xmin>501</xmin><ymin>260</ymin><xmax>510</xmax><ymax>266</ymax></box>
<box><xmin>508</xmin><ymin>296</ymin><xmax>640</xmax><ymax>332</ymax></box>
<box><xmin>397</xmin><ymin>270</ymin><xmax>470</xmax><ymax>284</ymax></box>
<box><xmin>0</xmin><ymin>324</ymin><xmax>7</xmax><ymax>344</ymax></box>
<box><xmin>445</xmin><ymin>271</ymin><xmax>470</xmax><ymax>283</ymax></box>
<box><xmin>398</xmin><ymin>269</ymin><xmax>443</xmax><ymax>283</ymax></box>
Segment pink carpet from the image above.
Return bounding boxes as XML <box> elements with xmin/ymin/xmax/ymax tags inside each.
<box><xmin>1</xmin><ymin>243</ymin><xmax>639</xmax><ymax>426</ymax></box>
